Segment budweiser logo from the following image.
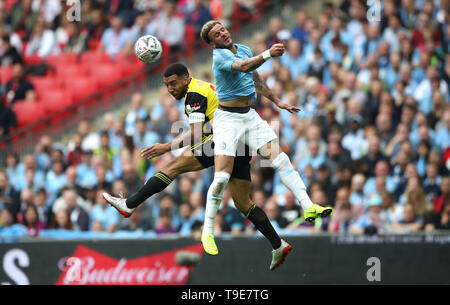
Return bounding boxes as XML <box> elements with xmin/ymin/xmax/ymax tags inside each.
<box><xmin>55</xmin><ymin>244</ymin><xmax>204</xmax><ymax>285</ymax></box>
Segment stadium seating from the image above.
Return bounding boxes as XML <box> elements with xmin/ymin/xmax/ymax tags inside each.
<box><xmin>0</xmin><ymin>65</ymin><xmax>13</xmax><ymax>84</ymax></box>
<box><xmin>12</xmin><ymin>101</ymin><xmax>46</xmax><ymax>128</ymax></box>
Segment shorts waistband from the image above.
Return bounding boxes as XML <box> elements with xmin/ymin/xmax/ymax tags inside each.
<box><xmin>218</xmin><ymin>104</ymin><xmax>251</xmax><ymax>113</ymax></box>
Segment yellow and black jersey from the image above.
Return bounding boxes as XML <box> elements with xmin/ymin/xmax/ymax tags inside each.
<box><xmin>183</xmin><ymin>77</ymin><xmax>218</xmax><ymax>135</ymax></box>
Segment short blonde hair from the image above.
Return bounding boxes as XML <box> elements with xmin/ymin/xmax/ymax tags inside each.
<box><xmin>200</xmin><ymin>20</ymin><xmax>222</xmax><ymax>44</ymax></box>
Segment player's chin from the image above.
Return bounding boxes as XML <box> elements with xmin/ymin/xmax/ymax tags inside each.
<box><xmin>225</xmin><ymin>41</ymin><xmax>233</xmax><ymax>48</ymax></box>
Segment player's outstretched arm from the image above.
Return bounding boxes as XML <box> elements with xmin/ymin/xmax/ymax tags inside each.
<box><xmin>140</xmin><ymin>122</ymin><xmax>203</xmax><ymax>159</ymax></box>
<box><xmin>231</xmin><ymin>43</ymin><xmax>285</xmax><ymax>73</ymax></box>
<box><xmin>253</xmin><ymin>71</ymin><xmax>300</xmax><ymax>114</ymax></box>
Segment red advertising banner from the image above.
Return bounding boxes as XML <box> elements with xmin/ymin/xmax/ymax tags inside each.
<box><xmin>55</xmin><ymin>243</ymin><xmax>204</xmax><ymax>285</ymax></box>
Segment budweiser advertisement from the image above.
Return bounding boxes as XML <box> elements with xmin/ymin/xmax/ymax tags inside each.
<box><xmin>55</xmin><ymin>243</ymin><xmax>204</xmax><ymax>285</ymax></box>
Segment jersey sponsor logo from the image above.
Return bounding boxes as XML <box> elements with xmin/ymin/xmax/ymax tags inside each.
<box><xmin>186</xmin><ymin>102</ymin><xmax>201</xmax><ymax>113</ymax></box>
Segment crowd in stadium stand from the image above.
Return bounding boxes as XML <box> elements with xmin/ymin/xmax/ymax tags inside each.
<box><xmin>1</xmin><ymin>0</ymin><xmax>450</xmax><ymax>239</ymax></box>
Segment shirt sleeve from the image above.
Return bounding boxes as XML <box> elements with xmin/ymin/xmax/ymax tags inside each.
<box><xmin>185</xmin><ymin>92</ymin><xmax>208</xmax><ymax>124</ymax></box>
<box><xmin>213</xmin><ymin>48</ymin><xmax>236</xmax><ymax>71</ymax></box>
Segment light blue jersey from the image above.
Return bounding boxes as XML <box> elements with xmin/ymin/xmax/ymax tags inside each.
<box><xmin>212</xmin><ymin>43</ymin><xmax>256</xmax><ymax>101</ymax></box>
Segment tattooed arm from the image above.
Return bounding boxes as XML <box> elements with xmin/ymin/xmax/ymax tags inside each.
<box><xmin>253</xmin><ymin>71</ymin><xmax>300</xmax><ymax>114</ymax></box>
<box><xmin>231</xmin><ymin>43</ymin><xmax>285</xmax><ymax>73</ymax></box>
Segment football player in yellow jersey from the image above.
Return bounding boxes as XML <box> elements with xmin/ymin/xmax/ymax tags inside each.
<box><xmin>103</xmin><ymin>63</ymin><xmax>290</xmax><ymax>270</ymax></box>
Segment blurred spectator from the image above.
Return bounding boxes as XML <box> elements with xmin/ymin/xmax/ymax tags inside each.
<box><xmin>186</xmin><ymin>0</ymin><xmax>212</xmax><ymax>38</ymax></box>
<box><xmin>52</xmin><ymin>187</ymin><xmax>90</xmax><ymax>227</ymax></box>
<box><xmin>4</xmin><ymin>63</ymin><xmax>34</xmax><ymax>105</ymax></box>
<box><xmin>45</xmin><ymin>160</ymin><xmax>67</xmax><ymax>203</ymax></box>
<box><xmin>360</xmin><ymin>135</ymin><xmax>388</xmax><ymax>177</ymax></box>
<box><xmin>76</xmin><ymin>150</ymin><xmax>97</xmax><ymax>189</ymax></box>
<box><xmin>264</xmin><ymin>199</ymin><xmax>287</xmax><ymax>231</ymax></box>
<box><xmin>5</xmin><ymin>152</ymin><xmax>20</xmax><ymax>184</ymax></box>
<box><xmin>350</xmin><ymin>194</ymin><xmax>385</xmax><ymax>235</ymax></box>
<box><xmin>435</xmin><ymin>108</ymin><xmax>450</xmax><ymax>152</ymax></box>
<box><xmin>61</xmin><ymin>22</ymin><xmax>88</xmax><ymax>54</ymax></box>
<box><xmin>86</xmin><ymin>8</ymin><xmax>108</xmax><ymax>50</ymax></box>
<box><xmin>435</xmin><ymin>202</ymin><xmax>450</xmax><ymax>230</ymax></box>
<box><xmin>278</xmin><ymin>190</ymin><xmax>301</xmax><ymax>226</ymax></box>
<box><xmin>93</xmin><ymin>131</ymin><xmax>118</xmax><ymax>171</ymax></box>
<box><xmin>94</xmin><ymin>165</ymin><xmax>112</xmax><ymax>193</ymax></box>
<box><xmin>153</xmin><ymin>1</ymin><xmax>185</xmax><ymax>53</ymax></box>
<box><xmin>266</xmin><ymin>17</ymin><xmax>283</xmax><ymax>47</ymax></box>
<box><xmin>66</xmin><ymin>133</ymin><xmax>84</xmax><ymax>166</ymax></box>
<box><xmin>434</xmin><ymin>176</ymin><xmax>450</xmax><ymax>215</ymax></box>
<box><xmin>90</xmin><ymin>189</ymin><xmax>119</xmax><ymax>233</ymax></box>
<box><xmin>390</xmin><ymin>203</ymin><xmax>424</xmax><ymax>233</ymax></box>
<box><xmin>119</xmin><ymin>205</ymin><xmax>153</xmax><ymax>231</ymax></box>
<box><xmin>379</xmin><ymin>190</ymin><xmax>403</xmax><ymax>225</ymax></box>
<box><xmin>50</xmin><ymin>209</ymin><xmax>73</xmax><ymax>230</ymax></box>
<box><xmin>0</xmin><ymin>207</ymin><xmax>27</xmax><ymax>236</ymax></box>
<box><xmin>0</xmin><ymin>34</ymin><xmax>23</xmax><ymax>66</ymax></box>
<box><xmin>16</xmin><ymin>154</ymin><xmax>45</xmax><ymax>191</ymax></box>
<box><xmin>58</xmin><ymin>188</ymin><xmax>90</xmax><ymax>231</ymax></box>
<box><xmin>280</xmin><ymin>38</ymin><xmax>308</xmax><ymax>81</ymax></box>
<box><xmin>125</xmin><ymin>92</ymin><xmax>149</xmax><ymax>136</ymax></box>
<box><xmin>423</xmin><ymin>162</ymin><xmax>441</xmax><ymax>203</ymax></box>
<box><xmin>133</xmin><ymin>119</ymin><xmax>160</xmax><ymax>150</ymax></box>
<box><xmin>0</xmin><ymin>96</ymin><xmax>17</xmax><ymax>138</ymax></box>
<box><xmin>120</xmin><ymin>160</ymin><xmax>142</xmax><ymax>196</ymax></box>
<box><xmin>328</xmin><ymin>202</ymin><xmax>354</xmax><ymax>233</ymax></box>
<box><xmin>324</xmin><ymin>140</ymin><xmax>352</xmax><ymax>176</ymax></box>
<box><xmin>297</xmin><ymin>139</ymin><xmax>326</xmax><ymax>172</ymax></box>
<box><xmin>22</xmin><ymin>205</ymin><xmax>45</xmax><ymax>237</ymax></box>
<box><xmin>128</xmin><ymin>12</ymin><xmax>150</xmax><ymax>43</ymax></box>
<box><xmin>177</xmin><ymin>202</ymin><xmax>196</xmax><ymax>235</ymax></box>
<box><xmin>405</xmin><ymin>187</ymin><xmax>438</xmax><ymax>228</ymax></box>
<box><xmin>217</xmin><ymin>190</ymin><xmax>244</xmax><ymax>234</ymax></box>
<box><xmin>155</xmin><ymin>208</ymin><xmax>177</xmax><ymax>234</ymax></box>
<box><xmin>0</xmin><ymin>170</ymin><xmax>20</xmax><ymax>216</ymax></box>
<box><xmin>291</xmin><ymin>11</ymin><xmax>309</xmax><ymax>43</ymax></box>
<box><xmin>33</xmin><ymin>188</ymin><xmax>51</xmax><ymax>227</ymax></box>
<box><xmin>342</xmin><ymin>114</ymin><xmax>365</xmax><ymax>160</ymax></box>
<box><xmin>99</xmin><ymin>16</ymin><xmax>131</xmax><ymax>57</ymax></box>
<box><xmin>8</xmin><ymin>0</ymin><xmax>40</xmax><ymax>36</ymax></box>
<box><xmin>24</xmin><ymin>18</ymin><xmax>60</xmax><ymax>58</ymax></box>
<box><xmin>349</xmin><ymin>173</ymin><xmax>367</xmax><ymax>218</ymax></box>
<box><xmin>315</xmin><ymin>164</ymin><xmax>337</xmax><ymax>207</ymax></box>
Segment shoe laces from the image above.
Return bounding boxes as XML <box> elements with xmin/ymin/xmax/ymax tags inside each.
<box><xmin>119</xmin><ymin>191</ymin><xmax>124</xmax><ymax>199</ymax></box>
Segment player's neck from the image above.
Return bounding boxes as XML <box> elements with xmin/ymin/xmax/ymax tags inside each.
<box><xmin>217</xmin><ymin>43</ymin><xmax>236</xmax><ymax>53</ymax></box>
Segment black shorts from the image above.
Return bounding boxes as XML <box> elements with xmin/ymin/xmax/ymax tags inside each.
<box><xmin>191</xmin><ymin>134</ymin><xmax>251</xmax><ymax>181</ymax></box>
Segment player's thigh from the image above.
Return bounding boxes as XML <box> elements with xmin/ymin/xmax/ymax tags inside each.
<box><xmin>244</xmin><ymin>110</ymin><xmax>278</xmax><ymax>159</ymax></box>
<box><xmin>213</xmin><ymin>108</ymin><xmax>243</xmax><ymax>173</ymax></box>
<box><xmin>228</xmin><ymin>178</ymin><xmax>253</xmax><ymax>214</ymax></box>
<box><xmin>164</xmin><ymin>150</ymin><xmax>205</xmax><ymax>178</ymax></box>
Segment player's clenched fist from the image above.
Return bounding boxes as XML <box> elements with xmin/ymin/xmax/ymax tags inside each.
<box><xmin>269</xmin><ymin>43</ymin><xmax>285</xmax><ymax>57</ymax></box>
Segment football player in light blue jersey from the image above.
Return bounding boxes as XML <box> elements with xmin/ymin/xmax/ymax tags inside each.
<box><xmin>198</xmin><ymin>20</ymin><xmax>333</xmax><ymax>268</ymax></box>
